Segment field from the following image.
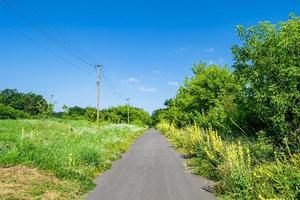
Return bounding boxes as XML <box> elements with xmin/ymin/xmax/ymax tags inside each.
<box><xmin>0</xmin><ymin>119</ymin><xmax>145</xmax><ymax>199</ymax></box>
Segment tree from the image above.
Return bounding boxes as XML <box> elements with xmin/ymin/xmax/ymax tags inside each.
<box><xmin>0</xmin><ymin>89</ymin><xmax>48</xmax><ymax>116</ymax></box>
<box><xmin>232</xmin><ymin>14</ymin><xmax>300</xmax><ymax>138</ymax></box>
<box><xmin>101</xmin><ymin>105</ymin><xmax>151</xmax><ymax>126</ymax></box>
<box><xmin>0</xmin><ymin>104</ymin><xmax>30</xmax><ymax>119</ymax></box>
<box><xmin>158</xmin><ymin>62</ymin><xmax>241</xmax><ymax>132</ymax></box>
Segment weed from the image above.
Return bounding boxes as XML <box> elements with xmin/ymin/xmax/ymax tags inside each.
<box><xmin>157</xmin><ymin>122</ymin><xmax>300</xmax><ymax>199</ymax></box>
<box><xmin>0</xmin><ymin>119</ymin><xmax>145</xmax><ymax>199</ymax></box>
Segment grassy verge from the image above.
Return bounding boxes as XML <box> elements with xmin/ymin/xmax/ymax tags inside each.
<box><xmin>0</xmin><ymin>119</ymin><xmax>146</xmax><ymax>199</ymax></box>
<box><xmin>157</xmin><ymin>122</ymin><xmax>300</xmax><ymax>200</ymax></box>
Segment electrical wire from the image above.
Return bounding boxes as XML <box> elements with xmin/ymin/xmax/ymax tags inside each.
<box><xmin>0</xmin><ymin>17</ymin><xmax>97</xmax><ymax>79</ymax></box>
<box><xmin>0</xmin><ymin>0</ymin><xmax>96</xmax><ymax>71</ymax></box>
<box><xmin>1</xmin><ymin>0</ymin><xmax>128</xmax><ymax>104</ymax></box>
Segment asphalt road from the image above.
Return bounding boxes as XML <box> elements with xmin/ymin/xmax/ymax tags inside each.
<box><xmin>86</xmin><ymin>129</ymin><xmax>216</xmax><ymax>200</ymax></box>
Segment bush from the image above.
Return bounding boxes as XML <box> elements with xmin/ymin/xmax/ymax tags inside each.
<box><xmin>0</xmin><ymin>104</ymin><xmax>30</xmax><ymax>119</ymax></box>
<box><xmin>101</xmin><ymin>105</ymin><xmax>151</xmax><ymax>126</ymax></box>
<box><xmin>253</xmin><ymin>154</ymin><xmax>300</xmax><ymax>199</ymax></box>
<box><xmin>156</xmin><ymin>63</ymin><xmax>241</xmax><ymax>131</ymax></box>
<box><xmin>232</xmin><ymin>15</ymin><xmax>300</xmax><ymax>139</ymax></box>
<box><xmin>153</xmin><ymin>15</ymin><xmax>300</xmax><ymax>145</ymax></box>
<box><xmin>157</xmin><ymin>122</ymin><xmax>300</xmax><ymax>199</ymax></box>
<box><xmin>57</xmin><ymin>105</ymin><xmax>151</xmax><ymax>126</ymax></box>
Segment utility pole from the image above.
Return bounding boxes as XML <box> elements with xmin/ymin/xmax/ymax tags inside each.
<box><xmin>126</xmin><ymin>98</ymin><xmax>130</xmax><ymax>124</ymax></box>
<box><xmin>96</xmin><ymin>64</ymin><xmax>101</xmax><ymax>127</ymax></box>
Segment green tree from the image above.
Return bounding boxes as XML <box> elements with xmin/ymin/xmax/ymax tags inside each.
<box><xmin>159</xmin><ymin>63</ymin><xmax>241</xmax><ymax>133</ymax></box>
<box><xmin>0</xmin><ymin>104</ymin><xmax>30</xmax><ymax>119</ymax></box>
<box><xmin>85</xmin><ymin>107</ymin><xmax>97</xmax><ymax>121</ymax></box>
<box><xmin>0</xmin><ymin>89</ymin><xmax>48</xmax><ymax>116</ymax></box>
<box><xmin>101</xmin><ymin>105</ymin><xmax>151</xmax><ymax>126</ymax></box>
<box><xmin>232</xmin><ymin>14</ymin><xmax>300</xmax><ymax>138</ymax></box>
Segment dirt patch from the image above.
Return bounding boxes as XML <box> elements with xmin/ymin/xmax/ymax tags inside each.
<box><xmin>0</xmin><ymin>165</ymin><xmax>81</xmax><ymax>200</ymax></box>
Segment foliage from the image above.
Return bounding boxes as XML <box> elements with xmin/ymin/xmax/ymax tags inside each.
<box><xmin>153</xmin><ymin>15</ymin><xmax>300</xmax><ymax>143</ymax></box>
<box><xmin>232</xmin><ymin>15</ymin><xmax>300</xmax><ymax>138</ymax></box>
<box><xmin>61</xmin><ymin>106</ymin><xmax>92</xmax><ymax>120</ymax></box>
<box><xmin>100</xmin><ymin>105</ymin><xmax>151</xmax><ymax>126</ymax></box>
<box><xmin>153</xmin><ymin>63</ymin><xmax>241</xmax><ymax>133</ymax></box>
<box><xmin>0</xmin><ymin>89</ymin><xmax>51</xmax><ymax>117</ymax></box>
<box><xmin>58</xmin><ymin>105</ymin><xmax>151</xmax><ymax>126</ymax></box>
<box><xmin>153</xmin><ymin>15</ymin><xmax>300</xmax><ymax>199</ymax></box>
<box><xmin>157</xmin><ymin>122</ymin><xmax>300</xmax><ymax>199</ymax></box>
<box><xmin>0</xmin><ymin>104</ymin><xmax>30</xmax><ymax>119</ymax></box>
<box><xmin>0</xmin><ymin>119</ymin><xmax>145</xmax><ymax>198</ymax></box>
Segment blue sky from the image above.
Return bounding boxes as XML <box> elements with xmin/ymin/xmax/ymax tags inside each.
<box><xmin>0</xmin><ymin>0</ymin><xmax>298</xmax><ymax>113</ymax></box>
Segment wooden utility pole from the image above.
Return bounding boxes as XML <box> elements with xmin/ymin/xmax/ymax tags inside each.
<box><xmin>96</xmin><ymin>64</ymin><xmax>101</xmax><ymax>127</ymax></box>
<box><xmin>126</xmin><ymin>98</ymin><xmax>130</xmax><ymax>124</ymax></box>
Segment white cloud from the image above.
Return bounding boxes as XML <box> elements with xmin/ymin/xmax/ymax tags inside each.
<box><xmin>153</xmin><ymin>70</ymin><xmax>160</xmax><ymax>74</ymax></box>
<box><xmin>167</xmin><ymin>81</ymin><xmax>179</xmax><ymax>86</ymax></box>
<box><xmin>173</xmin><ymin>45</ymin><xmax>192</xmax><ymax>54</ymax></box>
<box><xmin>205</xmin><ymin>47</ymin><xmax>214</xmax><ymax>53</ymax></box>
<box><xmin>137</xmin><ymin>87</ymin><xmax>156</xmax><ymax>92</ymax></box>
<box><xmin>127</xmin><ymin>77</ymin><xmax>139</xmax><ymax>83</ymax></box>
<box><xmin>208</xmin><ymin>60</ymin><xmax>214</xmax><ymax>65</ymax></box>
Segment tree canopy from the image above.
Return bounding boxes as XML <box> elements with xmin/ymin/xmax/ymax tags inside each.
<box><xmin>232</xmin><ymin>15</ymin><xmax>300</xmax><ymax>138</ymax></box>
<box><xmin>153</xmin><ymin>15</ymin><xmax>300</xmax><ymax>141</ymax></box>
<box><xmin>0</xmin><ymin>89</ymin><xmax>50</xmax><ymax>117</ymax></box>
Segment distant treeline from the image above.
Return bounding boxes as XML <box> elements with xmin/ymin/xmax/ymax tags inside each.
<box><xmin>152</xmin><ymin>14</ymin><xmax>300</xmax><ymax>144</ymax></box>
<box><xmin>0</xmin><ymin>89</ymin><xmax>51</xmax><ymax>119</ymax></box>
<box><xmin>55</xmin><ymin>105</ymin><xmax>151</xmax><ymax>126</ymax></box>
<box><xmin>0</xmin><ymin>89</ymin><xmax>151</xmax><ymax>126</ymax></box>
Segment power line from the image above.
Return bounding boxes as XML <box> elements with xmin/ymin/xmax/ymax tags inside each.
<box><xmin>13</xmin><ymin>0</ymin><xmax>98</xmax><ymax>65</ymax></box>
<box><xmin>101</xmin><ymin>67</ymin><xmax>125</xmax><ymax>101</ymax></box>
<box><xmin>0</xmin><ymin>17</ymin><xmax>97</xmax><ymax>78</ymax></box>
<box><xmin>102</xmin><ymin>74</ymin><xmax>125</xmax><ymax>101</ymax></box>
<box><xmin>0</xmin><ymin>0</ymin><xmax>96</xmax><ymax>71</ymax></box>
<box><xmin>1</xmin><ymin>0</ymin><xmax>129</xmax><ymax>107</ymax></box>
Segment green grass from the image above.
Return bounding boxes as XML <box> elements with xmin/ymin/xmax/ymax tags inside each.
<box><xmin>0</xmin><ymin>119</ymin><xmax>146</xmax><ymax>199</ymax></box>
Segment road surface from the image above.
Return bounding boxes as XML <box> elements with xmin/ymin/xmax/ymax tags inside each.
<box><xmin>86</xmin><ymin>129</ymin><xmax>216</xmax><ymax>200</ymax></box>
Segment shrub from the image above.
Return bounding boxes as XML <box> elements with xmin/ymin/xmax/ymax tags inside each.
<box><xmin>157</xmin><ymin>122</ymin><xmax>300</xmax><ymax>199</ymax></box>
<box><xmin>155</xmin><ymin>63</ymin><xmax>241</xmax><ymax>132</ymax></box>
<box><xmin>253</xmin><ymin>154</ymin><xmax>300</xmax><ymax>199</ymax></box>
<box><xmin>0</xmin><ymin>104</ymin><xmax>30</xmax><ymax>119</ymax></box>
<box><xmin>232</xmin><ymin>15</ymin><xmax>300</xmax><ymax>139</ymax></box>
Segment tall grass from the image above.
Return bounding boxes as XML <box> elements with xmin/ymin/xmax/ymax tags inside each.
<box><xmin>0</xmin><ymin>119</ymin><xmax>145</xmax><ymax>196</ymax></box>
<box><xmin>157</xmin><ymin>122</ymin><xmax>300</xmax><ymax>199</ymax></box>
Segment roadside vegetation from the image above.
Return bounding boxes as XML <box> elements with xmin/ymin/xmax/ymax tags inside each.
<box><xmin>0</xmin><ymin>120</ymin><xmax>145</xmax><ymax>199</ymax></box>
<box><xmin>0</xmin><ymin>87</ymin><xmax>150</xmax><ymax>199</ymax></box>
<box><xmin>154</xmin><ymin>15</ymin><xmax>300</xmax><ymax>199</ymax></box>
<box><xmin>0</xmin><ymin>88</ymin><xmax>151</xmax><ymax>199</ymax></box>
<box><xmin>157</xmin><ymin>123</ymin><xmax>299</xmax><ymax>199</ymax></box>
<box><xmin>1</xmin><ymin>13</ymin><xmax>299</xmax><ymax>200</ymax></box>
